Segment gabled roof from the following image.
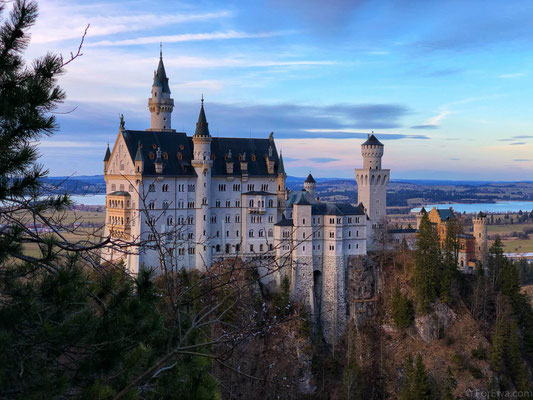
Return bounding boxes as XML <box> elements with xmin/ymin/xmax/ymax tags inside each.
<box><xmin>275</xmin><ymin>214</ymin><xmax>293</xmax><ymax>226</ymax></box>
<box><xmin>120</xmin><ymin>130</ymin><xmax>283</xmax><ymax>177</ymax></box>
<box><xmin>153</xmin><ymin>55</ymin><xmax>170</xmax><ymax>94</ymax></box>
<box><xmin>103</xmin><ymin>144</ymin><xmax>111</xmax><ymax>161</ymax></box>
<box><xmin>286</xmin><ymin>189</ymin><xmax>316</xmax><ymax>207</ymax></box>
<box><xmin>362</xmin><ymin>134</ymin><xmax>383</xmax><ymax>146</ymax></box>
<box><xmin>294</xmin><ymin>195</ymin><xmax>312</xmax><ymax>206</ymax></box>
<box><xmin>305</xmin><ymin>173</ymin><xmax>316</xmax><ymax>183</ymax></box>
<box><xmin>436</xmin><ymin>208</ymin><xmax>454</xmax><ymax>221</ymax></box>
<box><xmin>419</xmin><ymin>206</ymin><xmax>427</xmax><ymax>214</ymax></box>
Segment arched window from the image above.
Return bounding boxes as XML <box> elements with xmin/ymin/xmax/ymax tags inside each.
<box><xmin>249</xmin><ymin>229</ymin><xmax>254</xmax><ymax>237</ymax></box>
<box><xmin>249</xmin><ymin>199</ymin><xmax>254</xmax><ymax>208</ymax></box>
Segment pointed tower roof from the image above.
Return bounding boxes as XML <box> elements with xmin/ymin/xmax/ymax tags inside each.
<box><xmin>362</xmin><ymin>133</ymin><xmax>383</xmax><ymax>146</ymax></box>
<box><xmin>278</xmin><ymin>151</ymin><xmax>286</xmax><ymax>175</ymax></box>
<box><xmin>193</xmin><ymin>97</ymin><xmax>210</xmax><ymax>137</ymax></box>
<box><xmin>153</xmin><ymin>45</ymin><xmax>170</xmax><ymax>94</ymax></box>
<box><xmin>103</xmin><ymin>144</ymin><xmax>111</xmax><ymax>161</ymax></box>
<box><xmin>134</xmin><ymin>141</ymin><xmax>143</xmax><ymax>162</ymax></box>
<box><xmin>305</xmin><ymin>173</ymin><xmax>316</xmax><ymax>183</ymax></box>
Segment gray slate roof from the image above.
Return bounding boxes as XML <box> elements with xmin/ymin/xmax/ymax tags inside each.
<box><xmin>153</xmin><ymin>56</ymin><xmax>171</xmax><ymax>94</ymax></box>
<box><xmin>436</xmin><ymin>208</ymin><xmax>454</xmax><ymax>221</ymax></box>
<box><xmin>274</xmin><ymin>215</ymin><xmax>293</xmax><ymax>226</ymax></box>
<box><xmin>362</xmin><ymin>134</ymin><xmax>383</xmax><ymax>146</ymax></box>
<box><xmin>305</xmin><ymin>173</ymin><xmax>316</xmax><ymax>183</ymax></box>
<box><xmin>104</xmin><ymin>145</ymin><xmax>111</xmax><ymax>161</ymax></box>
<box><xmin>311</xmin><ymin>202</ymin><xmax>365</xmax><ymax>216</ymax></box>
<box><xmin>194</xmin><ymin>102</ymin><xmax>210</xmax><ymax>137</ymax></box>
<box><xmin>121</xmin><ymin>130</ymin><xmax>283</xmax><ymax>177</ymax></box>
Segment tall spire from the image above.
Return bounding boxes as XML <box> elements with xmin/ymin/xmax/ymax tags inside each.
<box><xmin>278</xmin><ymin>151</ymin><xmax>286</xmax><ymax>175</ymax></box>
<box><xmin>103</xmin><ymin>143</ymin><xmax>111</xmax><ymax>161</ymax></box>
<box><xmin>153</xmin><ymin>44</ymin><xmax>170</xmax><ymax>94</ymax></box>
<box><xmin>194</xmin><ymin>96</ymin><xmax>210</xmax><ymax>137</ymax></box>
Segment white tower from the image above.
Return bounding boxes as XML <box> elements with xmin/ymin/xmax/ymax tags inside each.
<box><xmin>191</xmin><ymin>98</ymin><xmax>212</xmax><ymax>270</ymax></box>
<box><xmin>304</xmin><ymin>173</ymin><xmax>317</xmax><ymax>199</ymax></box>
<box><xmin>473</xmin><ymin>212</ymin><xmax>488</xmax><ymax>267</ymax></box>
<box><xmin>354</xmin><ymin>134</ymin><xmax>390</xmax><ymax>244</ymax></box>
<box><xmin>148</xmin><ymin>47</ymin><xmax>174</xmax><ymax>131</ymax></box>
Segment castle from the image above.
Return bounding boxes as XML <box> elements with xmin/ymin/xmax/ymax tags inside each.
<box><xmin>102</xmin><ymin>52</ymin><xmax>390</xmax><ymax>342</ymax></box>
<box><xmin>416</xmin><ymin>207</ymin><xmax>488</xmax><ymax>272</ymax></box>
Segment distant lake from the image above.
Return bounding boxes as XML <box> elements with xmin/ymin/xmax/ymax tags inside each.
<box><xmin>411</xmin><ymin>201</ymin><xmax>533</xmax><ymax>214</ymax></box>
<box><xmin>71</xmin><ymin>194</ymin><xmax>106</xmax><ymax>206</ymax></box>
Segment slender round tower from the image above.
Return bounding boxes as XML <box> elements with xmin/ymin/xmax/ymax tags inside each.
<box><xmin>148</xmin><ymin>47</ymin><xmax>174</xmax><ymax>131</ymax></box>
<box><xmin>473</xmin><ymin>212</ymin><xmax>488</xmax><ymax>267</ymax></box>
<box><xmin>191</xmin><ymin>97</ymin><xmax>212</xmax><ymax>270</ymax></box>
<box><xmin>355</xmin><ymin>134</ymin><xmax>389</xmax><ymax>224</ymax></box>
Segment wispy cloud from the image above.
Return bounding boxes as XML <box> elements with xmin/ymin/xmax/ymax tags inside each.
<box><xmin>411</xmin><ymin>110</ymin><xmax>450</xmax><ymax>130</ymax></box>
<box><xmin>410</xmin><ymin>124</ymin><xmax>439</xmax><ymax>130</ymax></box>
<box><xmin>32</xmin><ymin>2</ymin><xmax>232</xmax><ymax>44</ymax></box>
<box><xmin>499</xmin><ymin>72</ymin><xmax>527</xmax><ymax>79</ymax></box>
<box><xmin>309</xmin><ymin>157</ymin><xmax>341</xmax><ymax>163</ymax></box>
<box><xmin>89</xmin><ymin>31</ymin><xmax>286</xmax><ymax>47</ymax></box>
<box><xmin>514</xmin><ymin>159</ymin><xmax>531</xmax><ymax>162</ymax></box>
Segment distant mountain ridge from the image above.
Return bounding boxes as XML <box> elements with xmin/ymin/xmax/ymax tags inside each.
<box><xmin>43</xmin><ymin>174</ymin><xmax>533</xmax><ymax>195</ymax></box>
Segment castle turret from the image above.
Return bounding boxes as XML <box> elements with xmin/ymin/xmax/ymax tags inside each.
<box><xmin>277</xmin><ymin>151</ymin><xmax>287</xmax><ymax>218</ymax></box>
<box><xmin>148</xmin><ymin>47</ymin><xmax>174</xmax><ymax>131</ymax></box>
<box><xmin>416</xmin><ymin>207</ymin><xmax>427</xmax><ymax>229</ymax></box>
<box><xmin>103</xmin><ymin>143</ymin><xmax>111</xmax><ymax>174</ymax></box>
<box><xmin>354</xmin><ymin>134</ymin><xmax>390</xmax><ymax>246</ymax></box>
<box><xmin>191</xmin><ymin>97</ymin><xmax>212</xmax><ymax>270</ymax></box>
<box><xmin>134</xmin><ymin>141</ymin><xmax>144</xmax><ymax>174</ymax></box>
<box><xmin>304</xmin><ymin>173</ymin><xmax>316</xmax><ymax>199</ymax></box>
<box><xmin>473</xmin><ymin>212</ymin><xmax>488</xmax><ymax>267</ymax></box>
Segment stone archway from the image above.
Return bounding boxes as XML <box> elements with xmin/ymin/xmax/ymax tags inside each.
<box><xmin>313</xmin><ymin>270</ymin><xmax>323</xmax><ymax>326</ymax></box>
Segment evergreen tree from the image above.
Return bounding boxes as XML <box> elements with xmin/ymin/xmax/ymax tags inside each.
<box><xmin>399</xmin><ymin>355</ymin><xmax>432</xmax><ymax>400</ymax></box>
<box><xmin>413</xmin><ymin>213</ymin><xmax>442</xmax><ymax>312</ymax></box>
<box><xmin>391</xmin><ymin>287</ymin><xmax>414</xmax><ymax>329</ymax></box>
<box><xmin>441</xmin><ymin>366</ymin><xmax>456</xmax><ymax>400</ymax></box>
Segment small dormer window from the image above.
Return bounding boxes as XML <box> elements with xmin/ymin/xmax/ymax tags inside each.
<box><xmin>149</xmin><ymin>152</ymin><xmax>154</xmax><ymax>160</ymax></box>
<box><xmin>239</xmin><ymin>155</ymin><xmax>243</xmax><ymax>161</ymax></box>
<box><xmin>163</xmin><ymin>152</ymin><xmax>168</xmax><ymax>160</ymax></box>
<box><xmin>210</xmin><ymin>154</ymin><xmax>215</xmax><ymax>160</ymax></box>
<box><xmin>154</xmin><ymin>92</ymin><xmax>157</xmax><ymax>97</ymax></box>
<box><xmin>179</xmin><ymin>145</ymin><xmax>184</xmax><ymax>150</ymax></box>
<box><xmin>177</xmin><ymin>152</ymin><xmax>182</xmax><ymax>160</ymax></box>
<box><xmin>251</xmin><ymin>154</ymin><xmax>256</xmax><ymax>161</ymax></box>
<box><xmin>152</xmin><ymin>144</ymin><xmax>157</xmax><ymax>149</ymax></box>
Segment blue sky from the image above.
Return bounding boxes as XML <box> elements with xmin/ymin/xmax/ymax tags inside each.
<box><xmin>20</xmin><ymin>0</ymin><xmax>533</xmax><ymax>180</ymax></box>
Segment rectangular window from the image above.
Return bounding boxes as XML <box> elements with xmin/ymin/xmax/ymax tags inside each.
<box><xmin>219</xmin><ymin>184</ymin><xmax>226</xmax><ymax>191</ymax></box>
<box><xmin>233</xmin><ymin>184</ymin><xmax>241</xmax><ymax>191</ymax></box>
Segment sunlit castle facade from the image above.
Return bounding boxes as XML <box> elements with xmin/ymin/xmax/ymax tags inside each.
<box><xmin>102</xmin><ymin>52</ymin><xmax>286</xmax><ymax>272</ymax></box>
<box><xmin>101</xmin><ymin>52</ymin><xmax>391</xmax><ymax>341</ymax></box>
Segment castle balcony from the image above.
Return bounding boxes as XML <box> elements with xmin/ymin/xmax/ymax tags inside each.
<box><xmin>248</xmin><ymin>206</ymin><xmax>266</xmax><ymax>215</ymax></box>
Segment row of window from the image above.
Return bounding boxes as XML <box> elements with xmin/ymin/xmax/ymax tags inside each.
<box><xmin>248</xmin><ymin>229</ymin><xmax>274</xmax><ymax>238</ymax></box>
<box><xmin>110</xmin><ymin>183</ymin><xmax>134</xmax><ymax>192</ymax></box>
